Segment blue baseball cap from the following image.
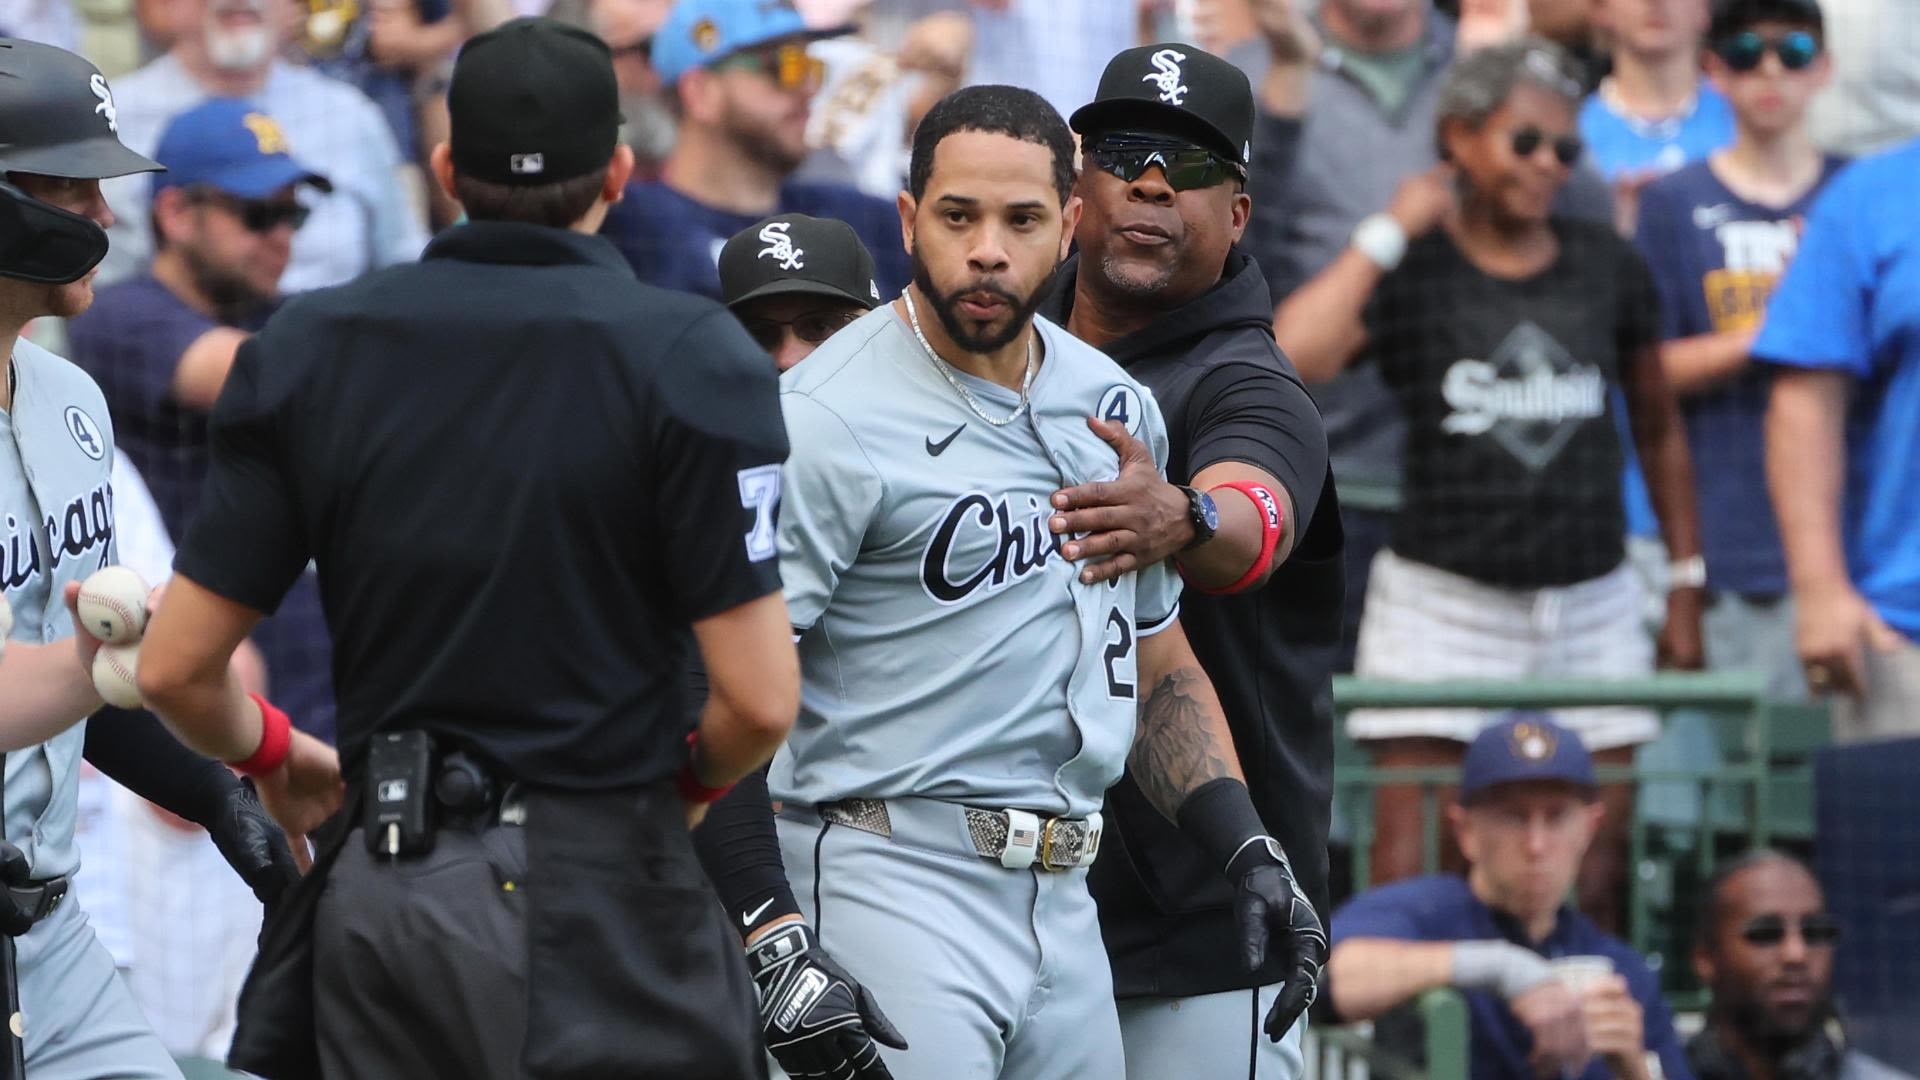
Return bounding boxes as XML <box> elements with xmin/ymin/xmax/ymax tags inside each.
<box><xmin>152</xmin><ymin>98</ymin><xmax>330</xmax><ymax>199</ymax></box>
<box><xmin>650</xmin><ymin>0</ymin><xmax>836</xmax><ymax>86</ymax></box>
<box><xmin>1459</xmin><ymin>712</ymin><xmax>1597</xmax><ymax>802</ymax></box>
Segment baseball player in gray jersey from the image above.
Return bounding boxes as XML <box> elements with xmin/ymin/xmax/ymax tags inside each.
<box><xmin>725</xmin><ymin>86</ymin><xmax>1321</xmax><ymax>1080</ymax></box>
<box><xmin>0</xmin><ymin>38</ymin><xmax>181</xmax><ymax>1080</ymax></box>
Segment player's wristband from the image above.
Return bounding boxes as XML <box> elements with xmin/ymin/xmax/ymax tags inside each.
<box><xmin>677</xmin><ymin>731</ymin><xmax>736</xmax><ymax>804</ymax></box>
<box><xmin>1190</xmin><ymin>482</ymin><xmax>1285</xmax><ymax>596</ymax></box>
<box><xmin>1176</xmin><ymin>777</ymin><xmax>1272</xmax><ymax>876</ymax></box>
<box><xmin>230</xmin><ymin>693</ymin><xmax>292</xmax><ymax>777</ymax></box>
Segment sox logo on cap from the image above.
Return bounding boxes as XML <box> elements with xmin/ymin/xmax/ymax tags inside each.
<box><xmin>1142</xmin><ymin>48</ymin><xmax>1188</xmax><ymax>106</ymax></box>
<box><xmin>757</xmin><ymin>221</ymin><xmax>805</xmax><ymax>270</ymax></box>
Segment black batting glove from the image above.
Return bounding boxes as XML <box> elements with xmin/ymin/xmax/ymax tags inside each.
<box><xmin>1230</xmin><ymin>836</ymin><xmax>1327</xmax><ymax>1041</ymax></box>
<box><xmin>205</xmin><ymin>778</ymin><xmax>302</xmax><ymax>909</ymax></box>
<box><xmin>746</xmin><ymin>921</ymin><xmax>907</xmax><ymax>1080</ymax></box>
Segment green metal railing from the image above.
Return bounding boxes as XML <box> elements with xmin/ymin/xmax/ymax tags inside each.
<box><xmin>1307</xmin><ymin>988</ymin><xmax>1472</xmax><ymax>1079</ymax></box>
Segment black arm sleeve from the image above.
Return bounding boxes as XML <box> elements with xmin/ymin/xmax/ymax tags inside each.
<box><xmin>83</xmin><ymin>707</ymin><xmax>238</xmax><ymax>827</ymax></box>
<box><xmin>690</xmin><ymin>766</ymin><xmax>800</xmax><ymax>937</ymax></box>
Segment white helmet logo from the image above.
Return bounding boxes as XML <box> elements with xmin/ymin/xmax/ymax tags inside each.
<box><xmin>89</xmin><ymin>73</ymin><xmax>118</xmax><ymax>133</ymax></box>
<box><xmin>1143</xmin><ymin>49</ymin><xmax>1188</xmax><ymax>106</ymax></box>
<box><xmin>758</xmin><ymin>221</ymin><xmax>804</xmax><ymax>270</ymax></box>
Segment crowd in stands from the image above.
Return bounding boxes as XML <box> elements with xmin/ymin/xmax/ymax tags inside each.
<box><xmin>7</xmin><ymin>0</ymin><xmax>1918</xmax><ymax>1073</ymax></box>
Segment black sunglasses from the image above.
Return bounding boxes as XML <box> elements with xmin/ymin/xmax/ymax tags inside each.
<box><xmin>1740</xmin><ymin>913</ymin><xmax>1841</xmax><ymax>947</ymax></box>
<box><xmin>1085</xmin><ymin>145</ymin><xmax>1245</xmax><ymax>193</ymax></box>
<box><xmin>192</xmin><ymin>189</ymin><xmax>312</xmax><ymax>234</ymax></box>
<box><xmin>1510</xmin><ymin>126</ymin><xmax>1584</xmax><ymax>166</ymax></box>
<box><xmin>1714</xmin><ymin>30</ymin><xmax>1821</xmax><ymax>72</ymax></box>
<box><xmin>743</xmin><ymin>309</ymin><xmax>861</xmax><ymax>351</ymax></box>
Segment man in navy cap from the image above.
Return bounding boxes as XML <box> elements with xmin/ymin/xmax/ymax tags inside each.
<box><xmin>1325</xmin><ymin>714</ymin><xmax>1691</xmax><ymax>1080</ymax></box>
<box><xmin>599</xmin><ymin>0</ymin><xmax>908</xmax><ymax>302</ymax></box>
<box><xmin>68</xmin><ymin>97</ymin><xmax>338</xmax><ymax>746</ymax></box>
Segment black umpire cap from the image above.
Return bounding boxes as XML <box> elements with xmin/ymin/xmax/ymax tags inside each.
<box><xmin>448</xmin><ymin>17</ymin><xmax>622</xmax><ymax>185</ymax></box>
<box><xmin>1070</xmin><ymin>43</ymin><xmax>1256</xmax><ymax>168</ymax></box>
<box><xmin>719</xmin><ymin>213</ymin><xmax>882</xmax><ymax>312</ymax></box>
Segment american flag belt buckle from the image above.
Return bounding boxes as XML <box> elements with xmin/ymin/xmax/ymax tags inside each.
<box><xmin>986</xmin><ymin>809</ymin><xmax>1103</xmax><ymax>873</ymax></box>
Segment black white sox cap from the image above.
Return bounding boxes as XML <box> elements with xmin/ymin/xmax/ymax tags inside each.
<box><xmin>1070</xmin><ymin>43</ymin><xmax>1257</xmax><ymax>167</ymax></box>
<box><xmin>719</xmin><ymin>213</ymin><xmax>881</xmax><ymax>312</ymax></box>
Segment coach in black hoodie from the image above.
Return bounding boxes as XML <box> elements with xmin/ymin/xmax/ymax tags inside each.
<box><xmin>1043</xmin><ymin>45</ymin><xmax>1344</xmax><ymax>1079</ymax></box>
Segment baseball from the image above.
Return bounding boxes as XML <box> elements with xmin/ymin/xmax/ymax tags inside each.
<box><xmin>77</xmin><ymin>566</ymin><xmax>151</xmax><ymax>645</ymax></box>
<box><xmin>92</xmin><ymin>642</ymin><xmax>143</xmax><ymax>709</ymax></box>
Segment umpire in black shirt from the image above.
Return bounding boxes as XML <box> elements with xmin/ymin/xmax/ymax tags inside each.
<box><xmin>134</xmin><ymin>18</ymin><xmax>798</xmax><ymax>1080</ymax></box>
<box><xmin>1041</xmin><ymin>44</ymin><xmax>1343</xmax><ymax>1078</ymax></box>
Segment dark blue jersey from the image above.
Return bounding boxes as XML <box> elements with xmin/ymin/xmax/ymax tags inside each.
<box><xmin>1332</xmin><ymin>875</ymin><xmax>1692</xmax><ymax>1080</ymax></box>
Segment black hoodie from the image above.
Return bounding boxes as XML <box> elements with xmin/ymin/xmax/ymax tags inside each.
<box><xmin>1043</xmin><ymin>249</ymin><xmax>1345</xmax><ymax>998</ymax></box>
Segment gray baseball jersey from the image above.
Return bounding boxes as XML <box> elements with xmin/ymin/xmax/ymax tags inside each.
<box><xmin>770</xmin><ymin>307</ymin><xmax>1180</xmax><ymax>819</ymax></box>
<box><xmin>2</xmin><ymin>337</ymin><xmax>119</xmax><ymax>879</ymax></box>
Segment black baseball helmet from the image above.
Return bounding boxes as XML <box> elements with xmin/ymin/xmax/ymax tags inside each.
<box><xmin>0</xmin><ymin>38</ymin><xmax>162</xmax><ymax>283</ymax></box>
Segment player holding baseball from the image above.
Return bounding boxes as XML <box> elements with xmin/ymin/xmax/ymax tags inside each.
<box><xmin>703</xmin><ymin>85</ymin><xmax>1322</xmax><ymax>1080</ymax></box>
<box><xmin>0</xmin><ymin>38</ymin><xmax>300</xmax><ymax>1080</ymax></box>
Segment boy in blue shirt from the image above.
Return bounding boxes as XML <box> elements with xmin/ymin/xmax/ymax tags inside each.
<box><xmin>1328</xmin><ymin>714</ymin><xmax>1692</xmax><ymax>1080</ymax></box>
<box><xmin>1634</xmin><ymin>0</ymin><xmax>1842</xmax><ymax>700</ymax></box>
<box><xmin>1754</xmin><ymin>135</ymin><xmax>1920</xmax><ymax>741</ymax></box>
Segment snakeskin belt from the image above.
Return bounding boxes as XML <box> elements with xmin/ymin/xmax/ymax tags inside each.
<box><xmin>819</xmin><ymin>798</ymin><xmax>1103</xmax><ymax>873</ymax></box>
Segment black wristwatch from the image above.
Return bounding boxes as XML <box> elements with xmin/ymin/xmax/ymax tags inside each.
<box><xmin>1178</xmin><ymin>485</ymin><xmax>1220</xmax><ymax>551</ymax></box>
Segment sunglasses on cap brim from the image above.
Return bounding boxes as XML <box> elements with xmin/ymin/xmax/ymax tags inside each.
<box><xmin>1083</xmin><ymin>136</ymin><xmax>1245</xmax><ymax>193</ymax></box>
<box><xmin>1712</xmin><ymin>30</ymin><xmax>1822</xmax><ymax>71</ymax></box>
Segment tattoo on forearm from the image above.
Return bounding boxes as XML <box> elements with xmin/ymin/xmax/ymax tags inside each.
<box><xmin>1130</xmin><ymin>666</ymin><xmax>1235</xmax><ymax>820</ymax></box>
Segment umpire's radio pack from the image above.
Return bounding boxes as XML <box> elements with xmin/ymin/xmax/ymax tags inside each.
<box><xmin>366</xmin><ymin>730</ymin><xmax>435</xmax><ymax>858</ymax></box>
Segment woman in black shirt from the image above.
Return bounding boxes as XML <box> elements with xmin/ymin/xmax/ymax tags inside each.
<box><xmin>1275</xmin><ymin>38</ymin><xmax>1705</xmax><ymax>927</ymax></box>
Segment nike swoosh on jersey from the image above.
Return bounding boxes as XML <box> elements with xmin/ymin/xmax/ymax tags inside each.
<box><xmin>926</xmin><ymin>424</ymin><xmax>967</xmax><ymax>456</ymax></box>
<box><xmin>742</xmin><ymin>896</ymin><xmax>777</xmax><ymax>927</ymax></box>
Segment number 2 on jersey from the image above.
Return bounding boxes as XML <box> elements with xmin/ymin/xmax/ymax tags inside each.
<box><xmin>1103</xmin><ymin>606</ymin><xmax>1135</xmax><ymax>699</ymax></box>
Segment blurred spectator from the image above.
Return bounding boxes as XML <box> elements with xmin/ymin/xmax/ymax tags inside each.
<box><xmin>1237</xmin><ymin>0</ymin><xmax>1614</xmax><ymax>672</ymax></box>
<box><xmin>1803</xmin><ymin>0</ymin><xmax>1920</xmax><ymax>157</ymax></box>
<box><xmin>1689</xmin><ymin>851</ymin><xmax>1914</xmax><ymax>1080</ymax></box>
<box><xmin>292</xmin><ymin>0</ymin><xmax>460</xmax><ymax>153</ymax></box>
<box><xmin>1326</xmin><ymin>713</ymin><xmax>1691</xmax><ymax>1080</ymax></box>
<box><xmin>959</xmin><ymin>0</ymin><xmax>1136</xmax><ymax>122</ymax></box>
<box><xmin>585</xmin><ymin>0</ymin><xmax>677</xmax><ymax>170</ymax></box>
<box><xmin>98</xmin><ymin>0</ymin><xmax>429</xmax><ymax>292</ymax></box>
<box><xmin>1274</xmin><ymin>41</ymin><xmax>1704</xmax><ymax>926</ymax></box>
<box><xmin>1633</xmin><ymin>0</ymin><xmax>1840</xmax><ymax>701</ymax></box>
<box><xmin>66</xmin><ymin>98</ymin><xmax>338</xmax><ymax>743</ymax></box>
<box><xmin>600</xmin><ymin>0</ymin><xmax>907</xmax><ymax>300</ymax></box>
<box><xmin>800</xmin><ymin>6</ymin><xmax>969</xmax><ymax>200</ymax></box>
<box><xmin>1756</xmin><ymin>137</ymin><xmax>1920</xmax><ymax>741</ymax></box>
<box><xmin>0</xmin><ymin>0</ymin><xmax>79</xmax><ymax>49</ymax></box>
<box><xmin>718</xmin><ymin>212</ymin><xmax>880</xmax><ymax>371</ymax></box>
<box><xmin>1582</xmin><ymin>0</ymin><xmax>1731</xmax><ymax>191</ymax></box>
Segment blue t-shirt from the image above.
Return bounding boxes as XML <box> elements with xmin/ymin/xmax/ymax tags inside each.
<box><xmin>1635</xmin><ymin>157</ymin><xmax>1845</xmax><ymax>594</ymax></box>
<box><xmin>600</xmin><ymin>179</ymin><xmax>910</xmax><ymax>302</ymax></box>
<box><xmin>1581</xmin><ymin>82</ymin><xmax>1737</xmax><ymax>539</ymax></box>
<box><xmin>1753</xmin><ymin>139</ymin><xmax>1920</xmax><ymax>639</ymax></box>
<box><xmin>1579</xmin><ymin>83</ymin><xmax>1737</xmax><ymax>180</ymax></box>
<box><xmin>1331</xmin><ymin>875</ymin><xmax>1693</xmax><ymax>1080</ymax></box>
<box><xmin>65</xmin><ymin>272</ymin><xmax>338</xmax><ymax>743</ymax></box>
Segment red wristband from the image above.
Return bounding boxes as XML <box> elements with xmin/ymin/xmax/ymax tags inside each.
<box><xmin>232</xmin><ymin>693</ymin><xmax>293</xmax><ymax>776</ymax></box>
<box><xmin>677</xmin><ymin>731</ymin><xmax>735</xmax><ymax>805</ymax></box>
<box><xmin>1192</xmin><ymin>482</ymin><xmax>1285</xmax><ymax>596</ymax></box>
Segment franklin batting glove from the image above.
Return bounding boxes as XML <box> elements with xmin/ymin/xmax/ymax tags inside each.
<box><xmin>1231</xmin><ymin>836</ymin><xmax>1327</xmax><ymax>1041</ymax></box>
<box><xmin>206</xmin><ymin>778</ymin><xmax>302</xmax><ymax>909</ymax></box>
<box><xmin>746</xmin><ymin>922</ymin><xmax>907</xmax><ymax>1080</ymax></box>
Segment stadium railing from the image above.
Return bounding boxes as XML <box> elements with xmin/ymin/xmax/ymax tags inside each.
<box><xmin>1305</xmin><ymin>988</ymin><xmax>1471</xmax><ymax>1080</ymax></box>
